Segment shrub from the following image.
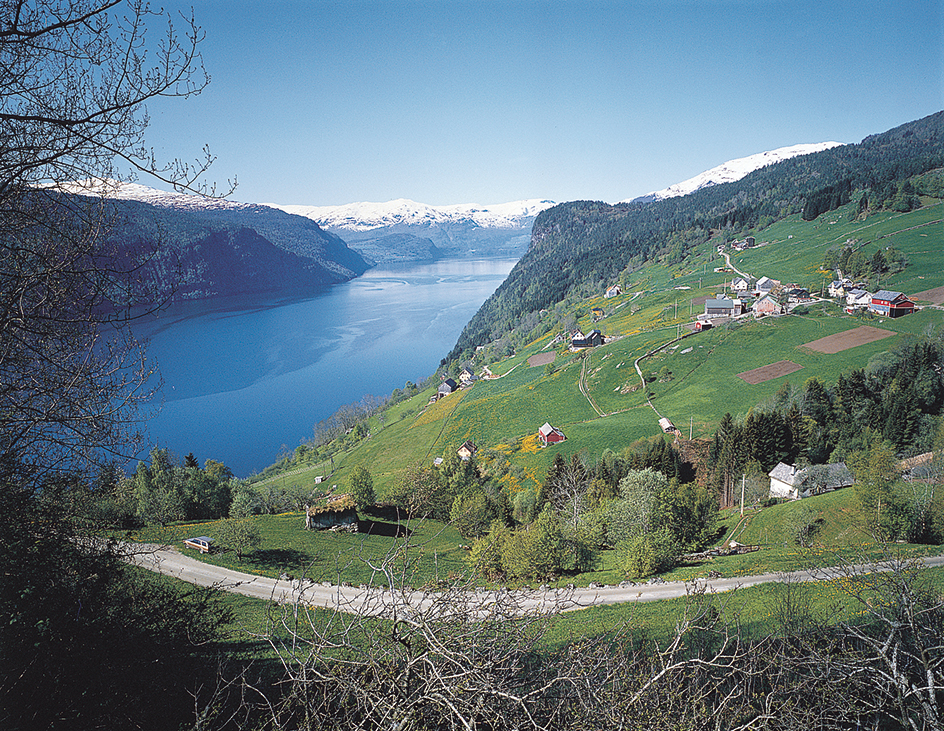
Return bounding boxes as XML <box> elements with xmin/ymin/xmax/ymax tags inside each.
<box><xmin>617</xmin><ymin>527</ymin><xmax>682</xmax><ymax>579</ymax></box>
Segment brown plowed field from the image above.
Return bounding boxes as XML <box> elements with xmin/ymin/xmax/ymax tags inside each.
<box><xmin>737</xmin><ymin>360</ymin><xmax>803</xmax><ymax>384</ymax></box>
<box><xmin>528</xmin><ymin>351</ymin><xmax>556</xmax><ymax>367</ymax></box>
<box><xmin>911</xmin><ymin>285</ymin><xmax>944</xmax><ymax>305</ymax></box>
<box><xmin>802</xmin><ymin>325</ymin><xmax>895</xmax><ymax>354</ymax></box>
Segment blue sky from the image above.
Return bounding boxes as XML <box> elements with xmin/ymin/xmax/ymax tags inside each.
<box><xmin>146</xmin><ymin>0</ymin><xmax>943</xmax><ymax>207</ymax></box>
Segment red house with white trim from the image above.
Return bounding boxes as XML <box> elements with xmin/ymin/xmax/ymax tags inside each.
<box><xmin>869</xmin><ymin>290</ymin><xmax>915</xmax><ymax>318</ymax></box>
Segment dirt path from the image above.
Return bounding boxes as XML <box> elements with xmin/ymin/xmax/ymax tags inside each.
<box><xmin>126</xmin><ymin>542</ymin><xmax>944</xmax><ymax>616</ymax></box>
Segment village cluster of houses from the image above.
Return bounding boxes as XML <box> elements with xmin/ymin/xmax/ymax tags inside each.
<box><xmin>699</xmin><ymin>275</ymin><xmax>792</xmax><ymax>327</ymax></box>
<box><xmin>697</xmin><ymin>274</ymin><xmax>916</xmax><ymax>327</ymax></box>
<box><xmin>828</xmin><ymin>275</ymin><xmax>916</xmax><ymax>317</ymax></box>
<box><xmin>428</xmin><ymin>366</ymin><xmax>479</xmax><ymax>404</ymax></box>
<box><xmin>723</xmin><ymin>236</ymin><xmax>756</xmax><ymax>252</ymax></box>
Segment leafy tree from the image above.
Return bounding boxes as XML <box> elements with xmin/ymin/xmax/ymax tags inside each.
<box><xmin>216</xmin><ymin>518</ymin><xmax>262</xmax><ymax>559</ymax></box>
<box><xmin>850</xmin><ymin>438</ymin><xmax>907</xmax><ymax>538</ymax></box>
<box><xmin>349</xmin><ymin>464</ymin><xmax>375</xmax><ymax>510</ymax></box>
<box><xmin>617</xmin><ymin>527</ymin><xmax>682</xmax><ymax>579</ymax></box>
<box><xmin>656</xmin><ymin>480</ymin><xmax>718</xmax><ymax>551</ymax></box>
<box><xmin>468</xmin><ymin>519</ymin><xmax>512</xmax><ymax>580</ymax></box>
<box><xmin>500</xmin><ymin>505</ymin><xmax>566</xmax><ymax>581</ymax></box>
<box><xmin>605</xmin><ymin>468</ymin><xmax>666</xmax><ymax>545</ymax></box>
<box><xmin>388</xmin><ymin>463</ymin><xmax>452</xmax><ymax>520</ymax></box>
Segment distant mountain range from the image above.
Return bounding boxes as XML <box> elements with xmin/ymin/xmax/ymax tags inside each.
<box><xmin>269</xmin><ymin>198</ymin><xmax>557</xmax><ymax>263</ymax></box>
<box><xmin>63</xmin><ymin>180</ymin><xmax>370</xmax><ymax>302</ymax></box>
<box><xmin>71</xmin><ymin>139</ymin><xmax>852</xmax><ymax>300</ymax></box>
<box><xmin>627</xmin><ymin>142</ymin><xmax>844</xmax><ymax>203</ymax></box>
<box><xmin>264</xmin><ymin>144</ymin><xmax>841</xmax><ymax>262</ymax></box>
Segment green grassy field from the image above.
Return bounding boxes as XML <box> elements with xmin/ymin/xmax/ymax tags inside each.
<box><xmin>129</xmin><ymin>511</ymin><xmax>469</xmax><ymax>588</ymax></box>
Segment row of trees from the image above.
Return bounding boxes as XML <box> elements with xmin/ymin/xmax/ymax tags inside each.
<box><xmin>822</xmin><ymin>243</ymin><xmax>907</xmax><ymax>281</ymax></box>
<box><xmin>708</xmin><ymin>334</ymin><xmax>944</xmax><ymax>501</ymax></box>
<box><xmin>453</xmin><ymin>449</ymin><xmax>715</xmax><ymax>582</ymax></box>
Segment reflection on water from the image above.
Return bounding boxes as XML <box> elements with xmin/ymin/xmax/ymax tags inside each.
<box><xmin>135</xmin><ymin>258</ymin><xmax>516</xmax><ymax>477</ymax></box>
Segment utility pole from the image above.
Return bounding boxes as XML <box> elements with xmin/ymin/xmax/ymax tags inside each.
<box><xmin>689</xmin><ymin>415</ymin><xmax>693</xmax><ymax>440</ymax></box>
<box><xmin>740</xmin><ymin>474</ymin><xmax>746</xmax><ymax>517</ymax></box>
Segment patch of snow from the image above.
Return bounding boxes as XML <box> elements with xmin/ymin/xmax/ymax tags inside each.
<box><xmin>625</xmin><ymin>142</ymin><xmax>844</xmax><ymax>203</ymax></box>
<box><xmin>54</xmin><ymin>178</ymin><xmax>256</xmax><ymax>212</ymax></box>
<box><xmin>270</xmin><ymin>198</ymin><xmax>558</xmax><ymax>232</ymax></box>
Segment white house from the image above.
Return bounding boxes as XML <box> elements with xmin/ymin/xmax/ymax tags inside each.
<box><xmin>731</xmin><ymin>276</ymin><xmax>752</xmax><ymax>293</ymax></box>
<box><xmin>755</xmin><ymin>276</ymin><xmax>780</xmax><ymax>296</ymax></box>
<box><xmin>845</xmin><ymin>288</ymin><xmax>872</xmax><ymax>310</ymax></box>
<box><xmin>769</xmin><ymin>462</ymin><xmax>854</xmax><ymax>500</ymax></box>
<box><xmin>828</xmin><ymin>278</ymin><xmax>854</xmax><ymax>298</ymax></box>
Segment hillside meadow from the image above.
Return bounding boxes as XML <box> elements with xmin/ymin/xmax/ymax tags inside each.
<box><xmin>268</xmin><ymin>197</ymin><xmax>944</xmax><ymax>504</ymax></box>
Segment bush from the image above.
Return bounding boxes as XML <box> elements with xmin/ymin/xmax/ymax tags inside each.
<box><xmin>617</xmin><ymin>527</ymin><xmax>682</xmax><ymax>579</ymax></box>
<box><xmin>349</xmin><ymin>464</ymin><xmax>375</xmax><ymax>510</ymax></box>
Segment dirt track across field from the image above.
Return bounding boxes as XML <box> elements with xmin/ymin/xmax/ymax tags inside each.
<box><xmin>528</xmin><ymin>351</ymin><xmax>556</xmax><ymax>367</ymax></box>
<box><xmin>737</xmin><ymin>360</ymin><xmax>803</xmax><ymax>384</ymax></box>
<box><xmin>911</xmin><ymin>285</ymin><xmax>944</xmax><ymax>305</ymax></box>
<box><xmin>802</xmin><ymin>325</ymin><xmax>895</xmax><ymax>354</ymax></box>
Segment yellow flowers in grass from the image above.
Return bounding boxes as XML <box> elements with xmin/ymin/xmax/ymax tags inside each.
<box><xmin>519</xmin><ymin>434</ymin><xmax>541</xmax><ymax>455</ymax></box>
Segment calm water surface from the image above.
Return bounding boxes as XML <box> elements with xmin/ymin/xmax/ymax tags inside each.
<box><xmin>136</xmin><ymin>258</ymin><xmax>516</xmax><ymax>476</ymax></box>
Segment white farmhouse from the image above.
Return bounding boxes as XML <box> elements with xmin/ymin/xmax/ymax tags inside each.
<box><xmin>769</xmin><ymin>462</ymin><xmax>854</xmax><ymax>500</ymax></box>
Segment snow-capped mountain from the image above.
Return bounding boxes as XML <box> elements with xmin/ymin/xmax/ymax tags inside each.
<box><xmin>270</xmin><ymin>198</ymin><xmax>556</xmax><ymax>233</ymax></box>
<box><xmin>55</xmin><ymin>179</ymin><xmax>370</xmax><ymax>297</ymax></box>
<box><xmin>57</xmin><ymin>178</ymin><xmax>254</xmax><ymax>212</ymax></box>
<box><xmin>627</xmin><ymin>142</ymin><xmax>845</xmax><ymax>203</ymax></box>
<box><xmin>267</xmin><ymin>198</ymin><xmax>557</xmax><ymax>263</ymax></box>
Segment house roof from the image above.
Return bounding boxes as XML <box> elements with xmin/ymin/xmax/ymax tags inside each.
<box><xmin>539</xmin><ymin>422</ymin><xmax>565</xmax><ymax>438</ymax></box>
<box><xmin>705</xmin><ymin>298</ymin><xmax>736</xmax><ymax>309</ymax></box>
<box><xmin>873</xmin><ymin>290</ymin><xmax>904</xmax><ymax>301</ymax></box>
<box><xmin>768</xmin><ymin>462</ymin><xmax>853</xmax><ymax>489</ymax></box>
<box><xmin>769</xmin><ymin>462</ymin><xmax>798</xmax><ymax>484</ymax></box>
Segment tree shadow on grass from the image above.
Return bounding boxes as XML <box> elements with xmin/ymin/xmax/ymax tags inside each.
<box><xmin>244</xmin><ymin>548</ymin><xmax>309</xmax><ymax>571</ymax></box>
<box><xmin>357</xmin><ymin>519</ymin><xmax>411</xmax><ymax>538</ymax></box>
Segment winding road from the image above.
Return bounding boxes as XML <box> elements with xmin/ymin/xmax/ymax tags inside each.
<box><xmin>126</xmin><ymin>542</ymin><xmax>944</xmax><ymax>617</ymax></box>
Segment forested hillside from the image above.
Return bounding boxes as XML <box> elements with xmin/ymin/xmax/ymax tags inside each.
<box><xmin>448</xmin><ymin>111</ymin><xmax>944</xmax><ymax>362</ymax></box>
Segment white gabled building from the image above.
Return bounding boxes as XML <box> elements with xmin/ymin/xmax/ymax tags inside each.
<box><xmin>768</xmin><ymin>462</ymin><xmax>854</xmax><ymax>500</ymax></box>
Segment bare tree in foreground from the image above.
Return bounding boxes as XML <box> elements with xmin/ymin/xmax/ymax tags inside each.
<box><xmin>201</xmin><ymin>538</ymin><xmax>944</xmax><ymax>731</ymax></box>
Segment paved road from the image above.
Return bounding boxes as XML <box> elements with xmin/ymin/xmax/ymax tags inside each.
<box><xmin>126</xmin><ymin>543</ymin><xmax>944</xmax><ymax>617</ymax></box>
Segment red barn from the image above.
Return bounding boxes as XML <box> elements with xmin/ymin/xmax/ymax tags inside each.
<box><xmin>538</xmin><ymin>422</ymin><xmax>566</xmax><ymax>445</ymax></box>
<box><xmin>869</xmin><ymin>290</ymin><xmax>915</xmax><ymax>318</ymax></box>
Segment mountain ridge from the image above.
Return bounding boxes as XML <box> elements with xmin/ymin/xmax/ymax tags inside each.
<box><xmin>628</xmin><ymin>142</ymin><xmax>845</xmax><ymax>203</ymax></box>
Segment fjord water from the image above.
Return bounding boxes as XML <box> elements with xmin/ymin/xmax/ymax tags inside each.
<box><xmin>135</xmin><ymin>258</ymin><xmax>517</xmax><ymax>477</ymax></box>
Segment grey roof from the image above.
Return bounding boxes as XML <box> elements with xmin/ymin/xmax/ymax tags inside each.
<box><xmin>873</xmin><ymin>290</ymin><xmax>904</xmax><ymax>301</ymax></box>
<box><xmin>769</xmin><ymin>462</ymin><xmax>797</xmax><ymax>484</ymax></box>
